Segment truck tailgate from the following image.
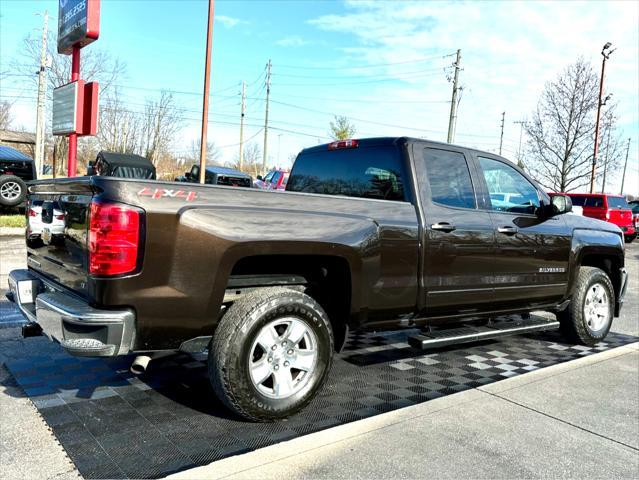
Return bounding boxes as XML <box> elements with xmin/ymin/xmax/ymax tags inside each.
<box><xmin>26</xmin><ymin>179</ymin><xmax>95</xmax><ymax>297</ymax></box>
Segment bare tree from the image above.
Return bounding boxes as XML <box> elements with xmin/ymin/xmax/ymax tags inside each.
<box><xmin>329</xmin><ymin>115</ymin><xmax>356</xmax><ymax>140</ymax></box>
<box><xmin>141</xmin><ymin>92</ymin><xmax>182</xmax><ymax>166</ymax></box>
<box><xmin>597</xmin><ymin>108</ymin><xmax>624</xmax><ymax>193</ymax></box>
<box><xmin>228</xmin><ymin>142</ymin><xmax>261</xmax><ymax>178</ymax></box>
<box><xmin>524</xmin><ymin>59</ymin><xmax>606</xmax><ymax>192</ymax></box>
<box><xmin>187</xmin><ymin>138</ymin><xmax>222</xmax><ymax>166</ymax></box>
<box><xmin>96</xmin><ymin>90</ymin><xmax>143</xmax><ymax>154</ymax></box>
<box><xmin>0</xmin><ymin>100</ymin><xmax>12</xmax><ymax>130</ymax></box>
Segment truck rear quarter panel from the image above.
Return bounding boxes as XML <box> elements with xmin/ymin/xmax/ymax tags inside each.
<box><xmin>92</xmin><ymin>178</ymin><xmax>420</xmax><ymax>350</ymax></box>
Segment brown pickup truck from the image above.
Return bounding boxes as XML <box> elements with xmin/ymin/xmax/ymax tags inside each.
<box><xmin>8</xmin><ymin>137</ymin><xmax>628</xmax><ymax>421</ymax></box>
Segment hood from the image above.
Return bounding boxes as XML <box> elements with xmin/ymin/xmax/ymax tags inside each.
<box><xmin>563</xmin><ymin>212</ymin><xmax>622</xmax><ymax>234</ymax></box>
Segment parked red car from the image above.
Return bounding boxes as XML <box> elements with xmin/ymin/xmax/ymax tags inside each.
<box><xmin>254</xmin><ymin>169</ymin><xmax>289</xmax><ymax>191</ymax></box>
<box><xmin>555</xmin><ymin>193</ymin><xmax>635</xmax><ymax>243</ymax></box>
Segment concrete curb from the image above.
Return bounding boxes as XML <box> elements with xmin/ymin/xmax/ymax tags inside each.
<box><xmin>0</xmin><ymin>227</ymin><xmax>25</xmax><ymax>237</ymax></box>
<box><xmin>167</xmin><ymin>341</ymin><xmax>638</xmax><ymax>480</ymax></box>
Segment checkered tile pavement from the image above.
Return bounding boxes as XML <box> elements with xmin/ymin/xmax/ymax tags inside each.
<box><xmin>3</xmin><ymin>325</ymin><xmax>636</xmax><ymax>479</ymax></box>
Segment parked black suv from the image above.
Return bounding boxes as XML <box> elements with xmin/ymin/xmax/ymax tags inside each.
<box><xmin>0</xmin><ymin>146</ymin><xmax>36</xmax><ymax>207</ymax></box>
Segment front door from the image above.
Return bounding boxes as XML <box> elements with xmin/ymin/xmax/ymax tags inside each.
<box><xmin>474</xmin><ymin>155</ymin><xmax>571</xmax><ymax>310</ymax></box>
<box><xmin>415</xmin><ymin>145</ymin><xmax>496</xmax><ymax>318</ymax></box>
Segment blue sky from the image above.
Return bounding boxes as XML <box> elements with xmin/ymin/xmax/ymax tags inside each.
<box><xmin>1</xmin><ymin>0</ymin><xmax>638</xmax><ymax>193</ymax></box>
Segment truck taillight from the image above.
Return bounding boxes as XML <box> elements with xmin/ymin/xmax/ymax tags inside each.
<box><xmin>88</xmin><ymin>202</ymin><xmax>143</xmax><ymax>276</ymax></box>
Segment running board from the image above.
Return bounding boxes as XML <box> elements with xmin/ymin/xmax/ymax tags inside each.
<box><xmin>408</xmin><ymin>317</ymin><xmax>560</xmax><ymax>350</ymax></box>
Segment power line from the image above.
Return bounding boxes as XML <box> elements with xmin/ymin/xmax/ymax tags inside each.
<box><xmin>276</xmin><ymin>53</ymin><xmax>455</xmax><ymax>70</ymax></box>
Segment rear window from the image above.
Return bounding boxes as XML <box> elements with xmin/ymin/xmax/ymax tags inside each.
<box><xmin>607</xmin><ymin>196</ymin><xmax>629</xmax><ymax>209</ymax></box>
<box><xmin>287</xmin><ymin>145</ymin><xmax>406</xmax><ymax>201</ymax></box>
<box><xmin>569</xmin><ymin>195</ymin><xmax>604</xmax><ymax>207</ymax></box>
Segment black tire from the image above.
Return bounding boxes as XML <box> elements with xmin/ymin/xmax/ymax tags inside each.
<box><xmin>209</xmin><ymin>287</ymin><xmax>334</xmax><ymax>422</ymax></box>
<box><xmin>557</xmin><ymin>267</ymin><xmax>614</xmax><ymax>346</ymax></box>
<box><xmin>0</xmin><ymin>175</ymin><xmax>27</xmax><ymax>207</ymax></box>
<box><xmin>624</xmin><ymin>235</ymin><xmax>635</xmax><ymax>244</ymax></box>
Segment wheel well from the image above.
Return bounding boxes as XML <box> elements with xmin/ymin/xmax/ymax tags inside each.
<box><xmin>580</xmin><ymin>253</ymin><xmax>621</xmax><ymax>300</ymax></box>
<box><xmin>229</xmin><ymin>255</ymin><xmax>352</xmax><ymax>351</ymax></box>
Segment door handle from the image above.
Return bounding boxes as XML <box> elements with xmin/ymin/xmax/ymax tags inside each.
<box><xmin>431</xmin><ymin>222</ymin><xmax>456</xmax><ymax>233</ymax></box>
<box><xmin>497</xmin><ymin>226</ymin><xmax>518</xmax><ymax>235</ymax></box>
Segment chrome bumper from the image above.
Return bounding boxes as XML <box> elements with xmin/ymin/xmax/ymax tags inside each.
<box><xmin>8</xmin><ymin>269</ymin><xmax>134</xmax><ymax>357</ymax></box>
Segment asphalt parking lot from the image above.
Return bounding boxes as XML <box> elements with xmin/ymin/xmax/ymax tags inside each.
<box><xmin>1</xmin><ymin>238</ymin><xmax>638</xmax><ymax>479</ymax></box>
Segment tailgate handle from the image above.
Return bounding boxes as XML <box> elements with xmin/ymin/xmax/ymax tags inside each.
<box><xmin>497</xmin><ymin>226</ymin><xmax>518</xmax><ymax>235</ymax></box>
<box><xmin>431</xmin><ymin>222</ymin><xmax>456</xmax><ymax>233</ymax></box>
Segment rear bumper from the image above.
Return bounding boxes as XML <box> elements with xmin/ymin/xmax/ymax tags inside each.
<box><xmin>7</xmin><ymin>269</ymin><xmax>134</xmax><ymax>357</ymax></box>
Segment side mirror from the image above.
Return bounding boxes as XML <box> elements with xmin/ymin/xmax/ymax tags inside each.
<box><xmin>257</xmin><ymin>175</ymin><xmax>263</xmax><ymax>181</ymax></box>
<box><xmin>551</xmin><ymin>195</ymin><xmax>572</xmax><ymax>215</ymax></box>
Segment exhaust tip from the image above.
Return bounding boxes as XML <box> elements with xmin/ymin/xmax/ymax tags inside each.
<box><xmin>130</xmin><ymin>355</ymin><xmax>151</xmax><ymax>375</ymax></box>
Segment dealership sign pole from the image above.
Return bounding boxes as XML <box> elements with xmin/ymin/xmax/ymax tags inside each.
<box><xmin>53</xmin><ymin>0</ymin><xmax>100</xmax><ymax>177</ymax></box>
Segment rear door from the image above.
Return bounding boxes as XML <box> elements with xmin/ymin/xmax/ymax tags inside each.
<box><xmin>473</xmin><ymin>155</ymin><xmax>570</xmax><ymax>310</ymax></box>
<box><xmin>413</xmin><ymin>144</ymin><xmax>496</xmax><ymax>317</ymax></box>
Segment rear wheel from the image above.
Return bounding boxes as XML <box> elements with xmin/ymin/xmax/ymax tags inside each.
<box><xmin>0</xmin><ymin>176</ymin><xmax>27</xmax><ymax>207</ymax></box>
<box><xmin>209</xmin><ymin>287</ymin><xmax>334</xmax><ymax>421</ymax></box>
<box><xmin>624</xmin><ymin>235</ymin><xmax>635</xmax><ymax>244</ymax></box>
<box><xmin>558</xmin><ymin>267</ymin><xmax>614</xmax><ymax>346</ymax></box>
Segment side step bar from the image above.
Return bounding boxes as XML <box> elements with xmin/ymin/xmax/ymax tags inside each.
<box><xmin>408</xmin><ymin>317</ymin><xmax>560</xmax><ymax>350</ymax></box>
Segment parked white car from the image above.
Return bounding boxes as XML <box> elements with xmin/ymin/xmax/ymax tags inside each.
<box><xmin>27</xmin><ymin>202</ymin><xmax>65</xmax><ymax>240</ymax></box>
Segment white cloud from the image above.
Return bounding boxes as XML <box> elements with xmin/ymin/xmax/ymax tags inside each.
<box><xmin>216</xmin><ymin>15</ymin><xmax>246</xmax><ymax>28</ymax></box>
<box><xmin>276</xmin><ymin>35</ymin><xmax>310</xmax><ymax>47</ymax></box>
<box><xmin>306</xmin><ymin>0</ymin><xmax>639</xmax><ymax>193</ymax></box>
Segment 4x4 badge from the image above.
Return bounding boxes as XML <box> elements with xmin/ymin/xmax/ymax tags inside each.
<box><xmin>138</xmin><ymin>187</ymin><xmax>197</xmax><ymax>201</ymax></box>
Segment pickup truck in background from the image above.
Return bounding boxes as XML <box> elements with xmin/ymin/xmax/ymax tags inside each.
<box><xmin>8</xmin><ymin>137</ymin><xmax>629</xmax><ymax>421</ymax></box>
<box><xmin>176</xmin><ymin>164</ymin><xmax>252</xmax><ymax>188</ymax></box>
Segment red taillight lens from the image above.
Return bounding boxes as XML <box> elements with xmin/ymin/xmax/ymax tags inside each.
<box><xmin>55</xmin><ymin>214</ymin><xmax>64</xmax><ymax>220</ymax></box>
<box><xmin>88</xmin><ymin>202</ymin><xmax>142</xmax><ymax>276</ymax></box>
<box><xmin>328</xmin><ymin>139</ymin><xmax>358</xmax><ymax>150</ymax></box>
<box><xmin>28</xmin><ymin>208</ymin><xmax>38</xmax><ymax>217</ymax></box>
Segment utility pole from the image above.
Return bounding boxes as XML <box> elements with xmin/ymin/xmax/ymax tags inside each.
<box><xmin>514</xmin><ymin>120</ymin><xmax>526</xmax><ymax>168</ymax></box>
<box><xmin>620</xmin><ymin>138</ymin><xmax>631</xmax><ymax>194</ymax></box>
<box><xmin>590</xmin><ymin>42</ymin><xmax>614</xmax><ymax>193</ymax></box>
<box><xmin>446</xmin><ymin>49</ymin><xmax>461</xmax><ymax>144</ymax></box>
<box><xmin>262</xmin><ymin>59</ymin><xmax>272</xmax><ymax>173</ymax></box>
<box><xmin>239</xmin><ymin>81</ymin><xmax>246</xmax><ymax>170</ymax></box>
<box><xmin>499</xmin><ymin>111</ymin><xmax>505</xmax><ymax>156</ymax></box>
<box><xmin>198</xmin><ymin>0</ymin><xmax>215</xmax><ymax>184</ymax></box>
<box><xmin>601</xmin><ymin>125</ymin><xmax>612</xmax><ymax>193</ymax></box>
<box><xmin>34</xmin><ymin>10</ymin><xmax>48</xmax><ymax>178</ymax></box>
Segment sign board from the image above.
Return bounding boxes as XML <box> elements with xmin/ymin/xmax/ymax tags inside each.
<box><xmin>52</xmin><ymin>81</ymin><xmax>83</xmax><ymax>135</ymax></box>
<box><xmin>80</xmin><ymin>82</ymin><xmax>99</xmax><ymax>136</ymax></box>
<box><xmin>57</xmin><ymin>0</ymin><xmax>100</xmax><ymax>55</ymax></box>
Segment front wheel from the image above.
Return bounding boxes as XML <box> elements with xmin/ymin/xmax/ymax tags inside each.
<box><xmin>209</xmin><ymin>287</ymin><xmax>334</xmax><ymax>421</ymax></box>
<box><xmin>558</xmin><ymin>266</ymin><xmax>614</xmax><ymax>346</ymax></box>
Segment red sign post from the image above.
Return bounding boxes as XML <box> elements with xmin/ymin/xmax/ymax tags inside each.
<box><xmin>56</xmin><ymin>0</ymin><xmax>101</xmax><ymax>177</ymax></box>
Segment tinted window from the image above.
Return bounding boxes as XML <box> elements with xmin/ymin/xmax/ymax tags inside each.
<box><xmin>287</xmin><ymin>145</ymin><xmax>406</xmax><ymax>201</ymax></box>
<box><xmin>479</xmin><ymin>157</ymin><xmax>539</xmax><ymax>214</ymax></box>
<box><xmin>568</xmin><ymin>196</ymin><xmax>587</xmax><ymax>207</ymax></box>
<box><xmin>424</xmin><ymin>148</ymin><xmax>475</xmax><ymax>209</ymax></box>
<box><xmin>271</xmin><ymin>171</ymin><xmax>281</xmax><ymax>185</ymax></box>
<box><xmin>630</xmin><ymin>203</ymin><xmax>639</xmax><ymax>214</ymax></box>
<box><xmin>607</xmin><ymin>196</ymin><xmax>629</xmax><ymax>209</ymax></box>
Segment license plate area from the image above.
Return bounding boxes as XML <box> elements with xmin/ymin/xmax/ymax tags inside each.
<box><xmin>16</xmin><ymin>279</ymin><xmax>41</xmax><ymax>304</ymax></box>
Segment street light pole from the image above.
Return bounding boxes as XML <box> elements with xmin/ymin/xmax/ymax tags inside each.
<box><xmin>590</xmin><ymin>42</ymin><xmax>614</xmax><ymax>193</ymax></box>
<box><xmin>199</xmin><ymin>0</ymin><xmax>215</xmax><ymax>184</ymax></box>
